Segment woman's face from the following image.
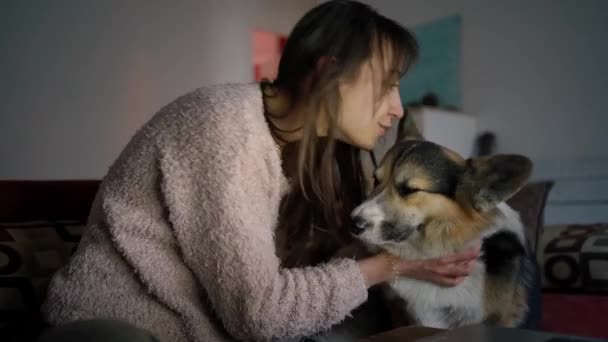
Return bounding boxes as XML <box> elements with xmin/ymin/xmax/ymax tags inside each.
<box><xmin>336</xmin><ymin>56</ymin><xmax>404</xmax><ymax>151</ymax></box>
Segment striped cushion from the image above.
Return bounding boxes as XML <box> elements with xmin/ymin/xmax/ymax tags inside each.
<box><xmin>538</xmin><ymin>223</ymin><xmax>608</xmax><ymax>293</ymax></box>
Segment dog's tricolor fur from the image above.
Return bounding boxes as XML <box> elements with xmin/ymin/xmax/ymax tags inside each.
<box><xmin>351</xmin><ymin>137</ymin><xmax>534</xmax><ymax>329</ymax></box>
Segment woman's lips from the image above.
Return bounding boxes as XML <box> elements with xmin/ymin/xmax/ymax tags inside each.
<box><xmin>378</xmin><ymin>124</ymin><xmax>390</xmax><ymax>136</ymax></box>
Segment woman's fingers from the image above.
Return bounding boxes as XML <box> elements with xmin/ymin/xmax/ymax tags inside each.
<box><xmin>395</xmin><ymin>246</ymin><xmax>480</xmax><ymax>287</ymax></box>
<box><xmin>432</xmin><ymin>258</ymin><xmax>478</xmax><ymax>286</ymax></box>
<box><xmin>439</xmin><ymin>244</ymin><xmax>481</xmax><ymax>264</ymax></box>
<box><xmin>432</xmin><ymin>262</ymin><xmax>470</xmax><ymax>277</ymax></box>
<box><xmin>466</xmin><ymin>259</ymin><xmax>477</xmax><ymax>273</ymax></box>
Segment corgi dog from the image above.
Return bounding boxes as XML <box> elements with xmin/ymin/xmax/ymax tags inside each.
<box><xmin>351</xmin><ymin>136</ymin><xmax>534</xmax><ymax>329</ymax></box>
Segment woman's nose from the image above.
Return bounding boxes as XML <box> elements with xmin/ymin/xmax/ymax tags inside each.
<box><xmin>388</xmin><ymin>88</ymin><xmax>404</xmax><ymax>119</ymax></box>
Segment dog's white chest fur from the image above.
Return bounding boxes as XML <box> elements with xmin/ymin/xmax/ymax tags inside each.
<box><xmin>389</xmin><ymin>262</ymin><xmax>486</xmax><ymax>328</ymax></box>
<box><xmin>386</xmin><ymin>203</ymin><xmax>524</xmax><ymax>329</ymax></box>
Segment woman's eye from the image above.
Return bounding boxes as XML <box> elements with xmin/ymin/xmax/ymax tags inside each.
<box><xmin>396</xmin><ymin>184</ymin><xmax>418</xmax><ymax>197</ymax></box>
<box><xmin>385</xmin><ymin>82</ymin><xmax>399</xmax><ymax>90</ymax></box>
<box><xmin>382</xmin><ymin>81</ymin><xmax>399</xmax><ymax>90</ymax></box>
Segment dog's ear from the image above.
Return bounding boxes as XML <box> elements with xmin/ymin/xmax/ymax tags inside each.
<box><xmin>458</xmin><ymin>155</ymin><xmax>533</xmax><ymax>212</ymax></box>
<box><xmin>396</xmin><ymin>109</ymin><xmax>424</xmax><ymax>142</ymax></box>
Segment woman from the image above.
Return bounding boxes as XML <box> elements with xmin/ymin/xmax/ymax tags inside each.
<box><xmin>40</xmin><ymin>1</ymin><xmax>479</xmax><ymax>341</ymax></box>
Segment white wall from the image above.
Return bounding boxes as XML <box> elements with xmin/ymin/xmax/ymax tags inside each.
<box><xmin>363</xmin><ymin>0</ymin><xmax>608</xmax><ymax>163</ymax></box>
<box><xmin>0</xmin><ymin>0</ymin><xmax>315</xmax><ymax>179</ymax></box>
<box><xmin>4</xmin><ymin>0</ymin><xmax>606</xmax><ymax>179</ymax></box>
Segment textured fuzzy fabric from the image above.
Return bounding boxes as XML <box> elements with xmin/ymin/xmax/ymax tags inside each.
<box><xmin>41</xmin><ymin>84</ymin><xmax>368</xmax><ymax>342</ymax></box>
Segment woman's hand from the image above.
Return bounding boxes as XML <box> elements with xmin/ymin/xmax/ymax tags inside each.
<box><xmin>396</xmin><ymin>244</ymin><xmax>481</xmax><ymax>287</ymax></box>
<box><xmin>358</xmin><ymin>243</ymin><xmax>481</xmax><ymax>287</ymax></box>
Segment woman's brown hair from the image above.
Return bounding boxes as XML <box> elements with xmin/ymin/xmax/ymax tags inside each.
<box><xmin>263</xmin><ymin>0</ymin><xmax>419</xmax><ymax>267</ymax></box>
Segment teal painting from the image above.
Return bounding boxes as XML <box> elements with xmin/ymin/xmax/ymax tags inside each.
<box><xmin>400</xmin><ymin>15</ymin><xmax>462</xmax><ymax>108</ymax></box>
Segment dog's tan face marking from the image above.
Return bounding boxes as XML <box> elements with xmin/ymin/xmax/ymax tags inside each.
<box><xmin>351</xmin><ymin>140</ymin><xmax>531</xmax><ymax>254</ymax></box>
<box><xmin>394</xmin><ymin>163</ymin><xmax>432</xmax><ymax>190</ymax></box>
<box><xmin>390</xmin><ymin>185</ymin><xmax>488</xmax><ymax>250</ymax></box>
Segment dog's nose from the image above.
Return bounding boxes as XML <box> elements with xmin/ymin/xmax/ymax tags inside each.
<box><xmin>351</xmin><ymin>215</ymin><xmax>370</xmax><ymax>235</ymax></box>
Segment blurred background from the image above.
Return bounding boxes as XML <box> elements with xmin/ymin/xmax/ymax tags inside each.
<box><xmin>3</xmin><ymin>0</ymin><xmax>607</xmax><ymax>221</ymax></box>
<box><xmin>0</xmin><ymin>0</ymin><xmax>608</xmax><ymax>222</ymax></box>
<box><xmin>1</xmin><ymin>0</ymin><xmax>606</xmax><ymax>180</ymax></box>
<box><xmin>0</xmin><ymin>0</ymin><xmax>316</xmax><ymax>179</ymax></box>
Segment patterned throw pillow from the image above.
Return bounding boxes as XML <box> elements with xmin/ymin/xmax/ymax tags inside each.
<box><xmin>538</xmin><ymin>223</ymin><xmax>608</xmax><ymax>292</ymax></box>
<box><xmin>0</xmin><ymin>221</ymin><xmax>84</xmax><ymax>330</ymax></box>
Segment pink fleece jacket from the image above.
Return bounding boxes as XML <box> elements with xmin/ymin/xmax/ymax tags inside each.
<box><xmin>41</xmin><ymin>83</ymin><xmax>368</xmax><ymax>341</ymax></box>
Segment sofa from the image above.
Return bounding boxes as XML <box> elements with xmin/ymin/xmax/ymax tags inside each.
<box><xmin>0</xmin><ymin>181</ymin><xmax>99</xmax><ymax>341</ymax></box>
<box><xmin>0</xmin><ymin>180</ymin><xmax>552</xmax><ymax>341</ymax></box>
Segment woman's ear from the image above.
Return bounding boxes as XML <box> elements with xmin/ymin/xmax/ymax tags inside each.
<box><xmin>396</xmin><ymin>108</ymin><xmax>424</xmax><ymax>142</ymax></box>
<box><xmin>458</xmin><ymin>155</ymin><xmax>533</xmax><ymax>212</ymax></box>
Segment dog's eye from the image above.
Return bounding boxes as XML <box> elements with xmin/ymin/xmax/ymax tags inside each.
<box><xmin>396</xmin><ymin>184</ymin><xmax>419</xmax><ymax>197</ymax></box>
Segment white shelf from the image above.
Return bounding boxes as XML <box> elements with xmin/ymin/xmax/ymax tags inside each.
<box><xmin>410</xmin><ymin>107</ymin><xmax>477</xmax><ymax>158</ymax></box>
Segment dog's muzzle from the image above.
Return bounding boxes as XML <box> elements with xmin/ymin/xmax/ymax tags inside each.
<box><xmin>351</xmin><ymin>215</ymin><xmax>371</xmax><ymax>235</ymax></box>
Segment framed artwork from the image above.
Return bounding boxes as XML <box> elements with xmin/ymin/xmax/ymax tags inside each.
<box><xmin>251</xmin><ymin>30</ymin><xmax>287</xmax><ymax>82</ymax></box>
<box><xmin>399</xmin><ymin>15</ymin><xmax>462</xmax><ymax>109</ymax></box>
